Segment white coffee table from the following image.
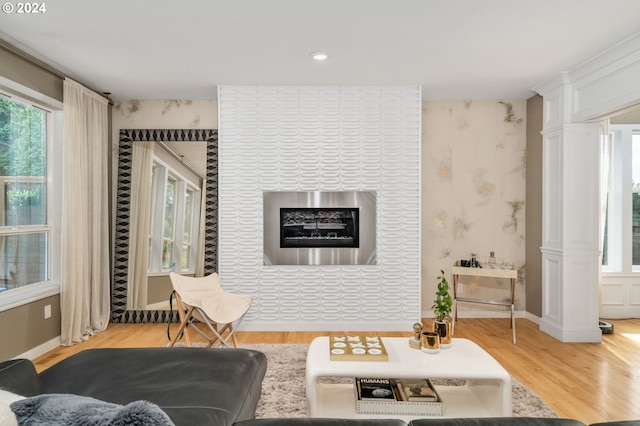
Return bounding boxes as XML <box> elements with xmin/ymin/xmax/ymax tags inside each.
<box><xmin>306</xmin><ymin>337</ymin><xmax>512</xmax><ymax>420</ymax></box>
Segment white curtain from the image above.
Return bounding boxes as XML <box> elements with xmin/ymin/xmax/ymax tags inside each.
<box><xmin>598</xmin><ymin>120</ymin><xmax>612</xmax><ymax>307</ymax></box>
<box><xmin>126</xmin><ymin>142</ymin><xmax>154</xmax><ymax>309</ymax></box>
<box><xmin>60</xmin><ymin>79</ymin><xmax>110</xmax><ymax>346</ymax></box>
<box><xmin>600</xmin><ymin>122</ymin><xmax>612</xmax><ymax>259</ymax></box>
<box><xmin>195</xmin><ymin>181</ymin><xmax>207</xmax><ymax>277</ymax></box>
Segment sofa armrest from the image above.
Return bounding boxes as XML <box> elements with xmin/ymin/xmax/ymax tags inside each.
<box><xmin>0</xmin><ymin>359</ymin><xmax>43</xmax><ymax>397</ymax></box>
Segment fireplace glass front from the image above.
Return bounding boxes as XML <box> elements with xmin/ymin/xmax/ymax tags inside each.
<box><xmin>280</xmin><ymin>207</ymin><xmax>359</xmax><ymax>248</ymax></box>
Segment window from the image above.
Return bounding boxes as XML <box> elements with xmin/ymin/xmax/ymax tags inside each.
<box><xmin>147</xmin><ymin>157</ymin><xmax>201</xmax><ymax>274</ymax></box>
<box><xmin>602</xmin><ymin>125</ymin><xmax>640</xmax><ymax>272</ymax></box>
<box><xmin>0</xmin><ymin>94</ymin><xmax>53</xmax><ymax>296</ymax></box>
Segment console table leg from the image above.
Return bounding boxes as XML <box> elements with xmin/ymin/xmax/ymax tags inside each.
<box><xmin>510</xmin><ymin>277</ymin><xmax>516</xmax><ymax>344</ymax></box>
<box><xmin>511</xmin><ymin>304</ymin><xmax>516</xmax><ymax>344</ymax></box>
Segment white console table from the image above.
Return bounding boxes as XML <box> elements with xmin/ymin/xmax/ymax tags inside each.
<box><xmin>451</xmin><ymin>266</ymin><xmax>517</xmax><ymax>344</ymax></box>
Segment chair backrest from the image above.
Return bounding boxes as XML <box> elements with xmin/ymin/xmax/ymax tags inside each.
<box><xmin>169</xmin><ymin>272</ymin><xmax>224</xmax><ymax>302</ymax></box>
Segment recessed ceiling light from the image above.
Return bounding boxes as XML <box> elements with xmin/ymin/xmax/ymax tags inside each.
<box><xmin>310</xmin><ymin>51</ymin><xmax>328</xmax><ymax>61</ymax></box>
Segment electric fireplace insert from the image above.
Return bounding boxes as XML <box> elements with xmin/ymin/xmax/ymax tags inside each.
<box><xmin>280</xmin><ymin>207</ymin><xmax>359</xmax><ymax>248</ymax></box>
<box><xmin>263</xmin><ymin>191</ymin><xmax>376</xmax><ymax>265</ymax></box>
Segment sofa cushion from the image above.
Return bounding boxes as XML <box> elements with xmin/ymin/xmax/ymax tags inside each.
<box><xmin>38</xmin><ymin>347</ymin><xmax>267</xmax><ymax>426</ymax></box>
<box><xmin>11</xmin><ymin>393</ymin><xmax>174</xmax><ymax>425</ymax></box>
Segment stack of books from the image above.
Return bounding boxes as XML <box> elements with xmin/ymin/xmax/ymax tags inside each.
<box><xmin>354</xmin><ymin>377</ymin><xmax>443</xmax><ymax>416</ymax></box>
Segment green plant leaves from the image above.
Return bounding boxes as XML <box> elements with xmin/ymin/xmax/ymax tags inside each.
<box><xmin>432</xmin><ymin>269</ymin><xmax>453</xmax><ymax>321</ymax></box>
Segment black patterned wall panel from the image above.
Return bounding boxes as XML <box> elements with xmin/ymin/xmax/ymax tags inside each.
<box><xmin>111</xmin><ymin>129</ymin><xmax>218</xmax><ymax>323</ymax></box>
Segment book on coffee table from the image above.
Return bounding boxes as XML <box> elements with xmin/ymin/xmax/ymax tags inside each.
<box><xmin>354</xmin><ymin>378</ymin><xmax>397</xmax><ymax>401</ymax></box>
<box><xmin>396</xmin><ymin>378</ymin><xmax>439</xmax><ymax>402</ymax></box>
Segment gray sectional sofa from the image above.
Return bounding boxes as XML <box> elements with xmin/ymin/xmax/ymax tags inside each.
<box><xmin>1</xmin><ymin>348</ymin><xmax>638</xmax><ymax>426</ymax></box>
<box><xmin>0</xmin><ymin>347</ymin><xmax>267</xmax><ymax>425</ymax></box>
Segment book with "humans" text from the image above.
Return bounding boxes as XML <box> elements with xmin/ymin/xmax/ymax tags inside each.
<box><xmin>355</xmin><ymin>378</ymin><xmax>398</xmax><ymax>401</ymax></box>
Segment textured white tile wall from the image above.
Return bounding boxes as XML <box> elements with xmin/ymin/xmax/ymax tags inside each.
<box><xmin>218</xmin><ymin>86</ymin><xmax>421</xmax><ymax>330</ymax></box>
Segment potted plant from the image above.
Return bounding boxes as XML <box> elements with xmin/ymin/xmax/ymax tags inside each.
<box><xmin>431</xmin><ymin>269</ymin><xmax>453</xmax><ymax>348</ymax></box>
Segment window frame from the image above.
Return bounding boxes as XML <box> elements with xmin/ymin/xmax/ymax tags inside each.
<box><xmin>602</xmin><ymin>124</ymin><xmax>640</xmax><ymax>275</ymax></box>
<box><xmin>0</xmin><ymin>77</ymin><xmax>62</xmax><ymax>313</ymax></box>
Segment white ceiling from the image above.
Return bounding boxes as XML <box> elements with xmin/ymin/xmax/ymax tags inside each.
<box><xmin>1</xmin><ymin>0</ymin><xmax>639</xmax><ymax>100</ymax></box>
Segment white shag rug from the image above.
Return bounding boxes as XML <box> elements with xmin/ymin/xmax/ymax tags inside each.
<box><xmin>236</xmin><ymin>343</ymin><xmax>557</xmax><ymax>419</ymax></box>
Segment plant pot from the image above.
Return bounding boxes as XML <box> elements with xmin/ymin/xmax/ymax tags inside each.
<box><xmin>434</xmin><ymin>318</ymin><xmax>452</xmax><ymax>349</ymax></box>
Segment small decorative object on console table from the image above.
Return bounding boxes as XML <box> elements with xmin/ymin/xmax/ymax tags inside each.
<box><xmin>432</xmin><ymin>269</ymin><xmax>453</xmax><ymax>349</ymax></box>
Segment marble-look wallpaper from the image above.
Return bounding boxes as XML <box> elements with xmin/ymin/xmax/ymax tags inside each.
<box><xmin>110</xmin><ymin>98</ymin><xmax>526</xmax><ymax>317</ymax></box>
<box><xmin>111</xmin><ymin>99</ymin><xmax>217</xmax><ymax>136</ymax></box>
<box><xmin>421</xmin><ymin>100</ymin><xmax>527</xmax><ymax>315</ymax></box>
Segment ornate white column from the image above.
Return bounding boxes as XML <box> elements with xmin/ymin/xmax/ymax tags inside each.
<box><xmin>538</xmin><ymin>114</ymin><xmax>601</xmax><ymax>342</ymax></box>
<box><xmin>533</xmin><ymin>33</ymin><xmax>640</xmax><ymax>342</ymax></box>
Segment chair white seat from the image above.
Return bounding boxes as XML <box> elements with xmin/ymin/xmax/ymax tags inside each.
<box><xmin>168</xmin><ymin>272</ymin><xmax>253</xmax><ymax>348</ymax></box>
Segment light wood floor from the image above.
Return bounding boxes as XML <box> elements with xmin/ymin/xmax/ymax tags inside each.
<box><xmin>32</xmin><ymin>318</ymin><xmax>640</xmax><ymax>424</ymax></box>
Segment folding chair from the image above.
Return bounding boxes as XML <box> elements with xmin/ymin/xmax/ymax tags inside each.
<box><xmin>168</xmin><ymin>272</ymin><xmax>253</xmax><ymax>348</ymax></box>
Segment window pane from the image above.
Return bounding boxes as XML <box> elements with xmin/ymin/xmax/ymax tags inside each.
<box><xmin>602</xmin><ymin>195</ymin><xmax>609</xmax><ymax>266</ymax></box>
<box><xmin>164</xmin><ymin>178</ymin><xmax>175</xmax><ymax>239</ymax></box>
<box><xmin>632</xmin><ymin>134</ymin><xmax>640</xmax><ymax>266</ymax></box>
<box><xmin>0</xmin><ymin>97</ymin><xmax>47</xmax><ymax>227</ymax></box>
<box><xmin>0</xmin><ymin>232</ymin><xmax>48</xmax><ymax>292</ymax></box>
<box><xmin>162</xmin><ymin>240</ymin><xmax>174</xmax><ymax>271</ymax></box>
<box><xmin>633</xmin><ymin>193</ymin><xmax>640</xmax><ymax>265</ymax></box>
<box><xmin>181</xmin><ymin>245</ymin><xmax>189</xmax><ymax>270</ymax></box>
<box><xmin>5</xmin><ymin>182</ymin><xmax>46</xmax><ymax>226</ymax></box>
<box><xmin>183</xmin><ymin>188</ymin><xmax>193</xmax><ymax>242</ymax></box>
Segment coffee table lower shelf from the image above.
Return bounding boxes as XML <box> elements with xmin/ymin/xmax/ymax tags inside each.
<box><xmin>314</xmin><ymin>382</ymin><xmax>504</xmax><ymax>420</ymax></box>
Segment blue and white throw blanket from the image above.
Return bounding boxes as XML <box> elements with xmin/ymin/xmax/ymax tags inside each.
<box><xmin>11</xmin><ymin>394</ymin><xmax>175</xmax><ymax>426</ymax></box>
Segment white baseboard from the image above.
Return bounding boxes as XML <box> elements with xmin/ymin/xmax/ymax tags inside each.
<box><xmin>524</xmin><ymin>311</ymin><xmax>541</xmax><ymax>324</ymax></box>
<box><xmin>599</xmin><ymin>306</ymin><xmax>640</xmax><ymax>319</ymax></box>
<box><xmin>420</xmin><ymin>309</ymin><xmax>528</xmax><ymax>319</ymax></box>
<box><xmin>539</xmin><ymin>318</ymin><xmax>602</xmax><ymax>343</ymax></box>
<box><xmin>14</xmin><ymin>336</ymin><xmax>61</xmax><ymax>360</ymax></box>
<box><xmin>240</xmin><ymin>320</ymin><xmax>414</xmax><ymax>332</ymax></box>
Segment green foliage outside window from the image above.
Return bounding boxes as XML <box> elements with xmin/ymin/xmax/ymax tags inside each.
<box><xmin>0</xmin><ymin>97</ymin><xmax>46</xmax><ymax>177</ymax></box>
<box><xmin>0</xmin><ymin>98</ymin><xmax>46</xmax><ymax>215</ymax></box>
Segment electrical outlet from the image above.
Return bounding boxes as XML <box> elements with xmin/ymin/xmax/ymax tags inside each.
<box><xmin>457</xmin><ymin>283</ymin><xmax>464</xmax><ymax>294</ymax></box>
<box><xmin>44</xmin><ymin>304</ymin><xmax>51</xmax><ymax>319</ymax></box>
